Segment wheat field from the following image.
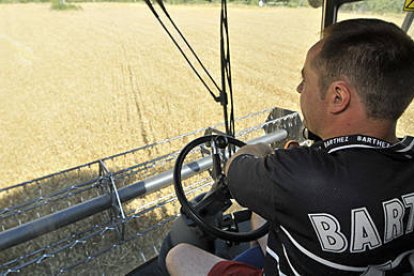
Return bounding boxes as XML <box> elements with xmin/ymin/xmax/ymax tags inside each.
<box><xmin>1</xmin><ymin>3</ymin><xmax>412</xmax><ymax>187</ymax></box>
<box><xmin>0</xmin><ymin>3</ymin><xmax>413</xmax><ymax>274</ymax></box>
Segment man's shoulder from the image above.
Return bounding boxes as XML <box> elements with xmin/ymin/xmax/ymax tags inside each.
<box><xmin>271</xmin><ymin>145</ymin><xmax>333</xmax><ymax>168</ymax></box>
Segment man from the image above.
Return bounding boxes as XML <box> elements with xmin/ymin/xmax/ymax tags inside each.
<box><xmin>166</xmin><ymin>19</ymin><xmax>414</xmax><ymax>275</ymax></box>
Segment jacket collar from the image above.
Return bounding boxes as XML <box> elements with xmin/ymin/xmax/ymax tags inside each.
<box><xmin>313</xmin><ymin>135</ymin><xmax>414</xmax><ymax>158</ymax></box>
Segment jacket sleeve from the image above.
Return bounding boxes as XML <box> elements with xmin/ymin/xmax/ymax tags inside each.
<box><xmin>227</xmin><ymin>147</ymin><xmax>333</xmax><ymax>223</ymax></box>
<box><xmin>227</xmin><ymin>153</ymin><xmax>280</xmax><ymax>221</ymax></box>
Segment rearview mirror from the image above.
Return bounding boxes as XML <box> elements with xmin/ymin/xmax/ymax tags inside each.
<box><xmin>308</xmin><ymin>0</ymin><xmax>322</xmax><ymax>8</ymax></box>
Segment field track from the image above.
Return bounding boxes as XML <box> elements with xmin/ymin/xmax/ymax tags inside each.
<box><xmin>0</xmin><ymin>3</ymin><xmax>412</xmax><ymax>187</ymax></box>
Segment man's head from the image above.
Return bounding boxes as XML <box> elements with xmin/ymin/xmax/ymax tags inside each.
<box><xmin>297</xmin><ymin>19</ymin><xmax>414</xmax><ymax>138</ymax></box>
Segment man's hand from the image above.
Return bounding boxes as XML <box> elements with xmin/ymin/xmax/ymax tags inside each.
<box><xmin>284</xmin><ymin>140</ymin><xmax>300</xmax><ymax>149</ymax></box>
<box><xmin>224</xmin><ymin>143</ymin><xmax>273</xmax><ymax>175</ymax></box>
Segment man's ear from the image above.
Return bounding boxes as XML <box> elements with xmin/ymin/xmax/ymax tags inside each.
<box><xmin>327</xmin><ymin>81</ymin><xmax>351</xmax><ymax>114</ymax></box>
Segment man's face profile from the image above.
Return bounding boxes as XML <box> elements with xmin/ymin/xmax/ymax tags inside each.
<box><xmin>297</xmin><ymin>42</ymin><xmax>328</xmax><ymax>137</ymax></box>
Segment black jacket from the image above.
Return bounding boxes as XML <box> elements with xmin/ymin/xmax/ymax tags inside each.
<box><xmin>228</xmin><ymin>135</ymin><xmax>414</xmax><ymax>275</ymax></box>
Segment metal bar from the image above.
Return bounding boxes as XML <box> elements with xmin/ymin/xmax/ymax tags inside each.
<box><xmin>0</xmin><ymin>130</ymin><xmax>287</xmax><ymax>251</ymax></box>
<box><xmin>99</xmin><ymin>160</ymin><xmax>127</xmax><ymax>240</ymax></box>
<box><xmin>99</xmin><ymin>160</ymin><xmax>126</xmax><ymax>219</ymax></box>
<box><xmin>321</xmin><ymin>0</ymin><xmax>363</xmax><ymax>34</ymax></box>
<box><xmin>321</xmin><ymin>0</ymin><xmax>338</xmax><ymax>33</ymax></box>
<box><xmin>402</xmin><ymin>12</ymin><xmax>414</xmax><ymax>33</ymax></box>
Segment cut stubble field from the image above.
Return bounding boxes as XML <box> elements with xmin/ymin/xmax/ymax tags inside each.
<box><xmin>1</xmin><ymin>3</ymin><xmax>412</xmax><ymax>187</ymax></box>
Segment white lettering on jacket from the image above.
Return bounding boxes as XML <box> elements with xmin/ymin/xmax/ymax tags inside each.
<box><xmin>308</xmin><ymin>213</ymin><xmax>348</xmax><ymax>253</ymax></box>
<box><xmin>308</xmin><ymin>193</ymin><xmax>414</xmax><ymax>253</ymax></box>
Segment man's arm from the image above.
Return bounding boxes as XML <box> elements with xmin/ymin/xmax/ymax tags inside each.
<box><xmin>224</xmin><ymin>143</ymin><xmax>273</xmax><ymax>175</ymax></box>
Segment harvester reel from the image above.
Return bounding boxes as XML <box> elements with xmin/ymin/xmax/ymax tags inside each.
<box><xmin>173</xmin><ymin>135</ymin><xmax>269</xmax><ymax>242</ymax></box>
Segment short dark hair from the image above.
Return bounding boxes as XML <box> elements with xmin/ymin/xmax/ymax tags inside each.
<box><xmin>314</xmin><ymin>19</ymin><xmax>414</xmax><ymax>120</ymax></box>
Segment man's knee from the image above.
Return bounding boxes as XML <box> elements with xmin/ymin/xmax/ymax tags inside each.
<box><xmin>166</xmin><ymin>243</ymin><xmax>225</xmax><ymax>276</ymax></box>
<box><xmin>166</xmin><ymin>243</ymin><xmax>193</xmax><ymax>274</ymax></box>
<box><xmin>166</xmin><ymin>243</ymin><xmax>192</xmax><ymax>262</ymax></box>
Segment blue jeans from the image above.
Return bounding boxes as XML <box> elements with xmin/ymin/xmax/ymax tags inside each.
<box><xmin>233</xmin><ymin>245</ymin><xmax>264</xmax><ymax>269</ymax></box>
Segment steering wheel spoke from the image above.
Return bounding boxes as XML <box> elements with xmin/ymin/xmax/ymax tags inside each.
<box><xmin>193</xmin><ymin>185</ymin><xmax>232</xmax><ymax>216</ymax></box>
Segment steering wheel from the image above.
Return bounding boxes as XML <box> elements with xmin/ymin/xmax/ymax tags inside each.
<box><xmin>173</xmin><ymin>135</ymin><xmax>269</xmax><ymax>242</ymax></box>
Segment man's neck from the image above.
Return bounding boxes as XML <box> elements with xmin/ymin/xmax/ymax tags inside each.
<box><xmin>321</xmin><ymin>118</ymin><xmax>398</xmax><ymax>144</ymax></box>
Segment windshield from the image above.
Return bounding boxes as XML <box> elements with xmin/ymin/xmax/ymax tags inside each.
<box><xmin>0</xmin><ymin>0</ymin><xmax>412</xmax><ymax>274</ymax></box>
<box><xmin>0</xmin><ymin>2</ymin><xmax>323</xmax><ymax>186</ymax></box>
